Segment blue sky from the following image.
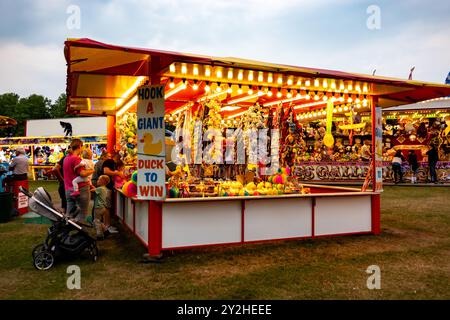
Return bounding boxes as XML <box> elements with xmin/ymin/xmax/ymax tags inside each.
<box><xmin>0</xmin><ymin>0</ymin><xmax>449</xmax><ymax>101</ymax></box>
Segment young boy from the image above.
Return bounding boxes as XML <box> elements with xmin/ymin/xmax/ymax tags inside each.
<box><xmin>71</xmin><ymin>148</ymin><xmax>95</xmax><ymax>196</ymax></box>
<box><xmin>93</xmin><ymin>175</ymin><xmax>118</xmax><ymax>239</ymax></box>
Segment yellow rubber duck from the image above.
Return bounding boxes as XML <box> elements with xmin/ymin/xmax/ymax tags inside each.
<box><xmin>140</xmin><ymin>132</ymin><xmax>163</xmax><ymax>156</ymax></box>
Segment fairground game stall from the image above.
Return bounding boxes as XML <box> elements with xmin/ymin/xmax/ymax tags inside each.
<box><xmin>64</xmin><ymin>38</ymin><xmax>450</xmax><ymax>258</ymax></box>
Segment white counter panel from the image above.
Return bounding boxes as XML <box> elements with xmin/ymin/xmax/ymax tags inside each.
<box><xmin>315</xmin><ymin>196</ymin><xmax>372</xmax><ymax>236</ymax></box>
<box><xmin>162</xmin><ymin>201</ymin><xmax>241</xmax><ymax>248</ymax></box>
<box><xmin>244</xmin><ymin>198</ymin><xmax>312</xmax><ymax>241</ymax></box>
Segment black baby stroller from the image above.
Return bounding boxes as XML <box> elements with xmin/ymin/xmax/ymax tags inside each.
<box><xmin>20</xmin><ymin>186</ymin><xmax>98</xmax><ymax>270</ymax></box>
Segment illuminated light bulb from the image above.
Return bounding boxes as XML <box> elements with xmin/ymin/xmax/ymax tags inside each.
<box><xmin>267</xmin><ymin>90</ymin><xmax>273</xmax><ymax>97</ymax></box>
<box><xmin>340</xmin><ymin>83</ymin><xmax>345</xmax><ymax>91</ymax></box>
<box><xmin>338</xmin><ymin>107</ymin><xmax>343</xmax><ymax>112</ymax></box>
<box><xmin>296</xmin><ymin>93</ymin><xmax>301</xmax><ymax>98</ymax></box>
<box><xmin>355</xmin><ymin>97</ymin><xmax>361</xmax><ymax>103</ymax></box>
<box><xmin>221</xmin><ymin>120</ymin><xmax>225</xmax><ymax>124</ymax></box>
<box><xmin>305</xmin><ymin>94</ymin><xmax>311</xmax><ymax>100</ymax></box>
<box><xmin>169</xmin><ymin>81</ymin><xmax>175</xmax><ymax>89</ymax></box>
<box><xmin>305</xmin><ymin>80</ymin><xmax>311</xmax><ymax>86</ymax></box>
<box><xmin>323</xmin><ymin>80</ymin><xmax>328</xmax><ymax>88</ymax></box>
<box><xmin>363</xmin><ymin>99</ymin><xmax>368</xmax><ymax>107</ymax></box>
<box><xmin>258</xmin><ymin>88</ymin><xmax>264</xmax><ymax>96</ymax></box>
<box><xmin>339</xmin><ymin>96</ymin><xmax>345</xmax><ymax>102</ymax></box>
<box><xmin>344</xmin><ymin>89</ymin><xmax>349</xmax><ymax>93</ymax></box>
<box><xmin>348</xmin><ymin>84</ymin><xmax>353</xmax><ymax>91</ymax></box>
<box><xmin>322</xmin><ymin>110</ymin><xmax>327</xmax><ymax>116</ymax></box>
<box><xmin>314</xmin><ymin>79</ymin><xmax>320</xmax><ymax>87</ymax></box>
<box><xmin>300</xmin><ymin>115</ymin><xmax>304</xmax><ymax>119</ymax></box>
<box><xmin>227</xmin><ymin>85</ymin><xmax>232</xmax><ymax>94</ymax></box>
<box><xmin>204</xmin><ymin>84</ymin><xmax>211</xmax><ymax>92</ymax></box>
<box><xmin>181</xmin><ymin>65</ymin><xmax>187</xmax><ymax>74</ymax></box>
<box><xmin>308</xmin><ymin>114</ymin><xmax>313</xmax><ymax>118</ymax></box>
<box><xmin>258</xmin><ymin>73</ymin><xmax>263</xmax><ymax>82</ymax></box>
<box><xmin>193</xmin><ymin>66</ymin><xmax>199</xmax><ymax>76</ymax></box>
<box><xmin>216</xmin><ymin>85</ymin><xmax>222</xmax><ymax>92</ymax></box>
<box><xmin>356</xmin><ymin>85</ymin><xmax>361</xmax><ymax>92</ymax></box>
<box><xmin>313</xmin><ymin>112</ymin><xmax>317</xmax><ymax>117</ymax></box>
<box><xmin>323</xmin><ymin>95</ymin><xmax>328</xmax><ymax>101</ymax></box>
<box><xmin>297</xmin><ymin>79</ymin><xmax>302</xmax><ymax>86</ymax></box>
<box><xmin>248</xmin><ymin>88</ymin><xmax>254</xmax><ymax>95</ymax></box>
<box><xmin>268</xmin><ymin>74</ymin><xmax>273</xmax><ymax>83</ymax></box>
<box><xmin>314</xmin><ymin>93</ymin><xmax>319</xmax><ymax>100</ymax></box>
<box><xmin>287</xmin><ymin>78</ymin><xmax>293</xmax><ymax>86</ymax></box>
<box><xmin>363</xmin><ymin>85</ymin><xmax>368</xmax><ymax>93</ymax></box>
<box><xmin>227</xmin><ymin>69</ymin><xmax>233</xmax><ymax>79</ymax></box>
<box><xmin>216</xmin><ymin>70</ymin><xmax>223</xmax><ymax>78</ymax></box>
<box><xmin>193</xmin><ymin>83</ymin><xmax>199</xmax><ymax>90</ymax></box>
<box><xmin>287</xmin><ymin>91</ymin><xmax>292</xmax><ymax>98</ymax></box>
<box><xmin>333</xmin><ymin>108</ymin><xmax>337</xmax><ymax>113</ymax></box>
<box><xmin>205</xmin><ymin>67</ymin><xmax>211</xmax><ymax>77</ymax></box>
<box><xmin>331</xmin><ymin>82</ymin><xmax>336</xmax><ymax>89</ymax></box>
<box><xmin>169</xmin><ymin>64</ymin><xmax>176</xmax><ymax>73</ymax></box>
<box><xmin>181</xmin><ymin>81</ymin><xmax>187</xmax><ymax>89</ymax></box>
<box><xmin>233</xmin><ymin>120</ymin><xmax>238</xmax><ymax>125</ymax></box>
<box><xmin>169</xmin><ymin>116</ymin><xmax>173</xmax><ymax>121</ymax></box>
<box><xmin>331</xmin><ymin>97</ymin><xmax>336</xmax><ymax>102</ymax></box>
<box><xmin>277</xmin><ymin>90</ymin><xmax>282</xmax><ymax>98</ymax></box>
<box><xmin>344</xmin><ymin>106</ymin><xmax>349</xmax><ymax>111</ymax></box>
<box><xmin>248</xmin><ymin>71</ymin><xmax>254</xmax><ymax>81</ymax></box>
<box><xmin>357</xmin><ymin>104</ymin><xmax>361</xmax><ymax>109</ymax></box>
<box><xmin>347</xmin><ymin>97</ymin><xmax>353</xmax><ymax>103</ymax></box>
<box><xmin>277</xmin><ymin>76</ymin><xmax>283</xmax><ymax>85</ymax></box>
<box><xmin>238</xmin><ymin>86</ymin><xmax>243</xmax><ymax>94</ymax></box>
<box><xmin>238</xmin><ymin>70</ymin><xmax>244</xmax><ymax>81</ymax></box>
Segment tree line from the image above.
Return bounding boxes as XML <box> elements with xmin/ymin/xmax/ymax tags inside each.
<box><xmin>0</xmin><ymin>93</ymin><xmax>71</xmax><ymax>137</ymax></box>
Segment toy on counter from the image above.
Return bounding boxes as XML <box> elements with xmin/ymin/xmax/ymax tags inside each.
<box><xmin>121</xmin><ymin>169</ymin><xmax>138</xmax><ymax>197</ymax></box>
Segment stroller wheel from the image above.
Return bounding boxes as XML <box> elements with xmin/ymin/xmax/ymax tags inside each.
<box><xmin>32</xmin><ymin>244</ymin><xmax>45</xmax><ymax>258</ymax></box>
<box><xmin>34</xmin><ymin>251</ymin><xmax>54</xmax><ymax>270</ymax></box>
<box><xmin>88</xmin><ymin>244</ymin><xmax>99</xmax><ymax>262</ymax></box>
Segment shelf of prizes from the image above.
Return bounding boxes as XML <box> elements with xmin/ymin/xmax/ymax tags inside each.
<box><xmin>64</xmin><ymin>39</ymin><xmax>450</xmax><ymax>257</ymax></box>
<box><xmin>0</xmin><ymin>135</ymin><xmax>107</xmax><ymax>180</ymax></box>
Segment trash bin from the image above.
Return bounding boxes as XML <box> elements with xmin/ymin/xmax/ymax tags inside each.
<box><xmin>0</xmin><ymin>192</ymin><xmax>13</xmax><ymax>223</ymax></box>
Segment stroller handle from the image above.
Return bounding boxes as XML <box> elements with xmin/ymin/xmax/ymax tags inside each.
<box><xmin>19</xmin><ymin>186</ymin><xmax>34</xmax><ymax>198</ymax></box>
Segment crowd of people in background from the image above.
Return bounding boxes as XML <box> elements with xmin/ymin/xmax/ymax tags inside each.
<box><xmin>390</xmin><ymin>144</ymin><xmax>441</xmax><ymax>184</ymax></box>
<box><xmin>50</xmin><ymin>139</ymin><xmax>125</xmax><ymax>239</ymax></box>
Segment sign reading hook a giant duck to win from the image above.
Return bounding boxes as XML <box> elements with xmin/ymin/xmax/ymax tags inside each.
<box><xmin>136</xmin><ymin>85</ymin><xmax>166</xmax><ymax>200</ymax></box>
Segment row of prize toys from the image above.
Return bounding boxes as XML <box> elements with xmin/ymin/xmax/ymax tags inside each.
<box><xmin>165</xmin><ymin>100</ymin><xmax>310</xmax><ymax>198</ymax></box>
<box><xmin>116</xmin><ymin>112</ymin><xmax>138</xmax><ymax>165</ymax></box>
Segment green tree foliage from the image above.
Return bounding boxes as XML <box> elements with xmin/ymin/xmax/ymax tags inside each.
<box><xmin>0</xmin><ymin>92</ymin><xmax>70</xmax><ymax>137</ymax></box>
<box><xmin>48</xmin><ymin>94</ymin><xmax>69</xmax><ymax>119</ymax></box>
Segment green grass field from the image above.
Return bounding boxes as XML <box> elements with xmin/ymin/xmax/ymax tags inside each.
<box><xmin>0</xmin><ymin>181</ymin><xmax>449</xmax><ymax>299</ymax></box>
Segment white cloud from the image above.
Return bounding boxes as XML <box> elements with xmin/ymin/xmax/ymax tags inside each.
<box><xmin>0</xmin><ymin>42</ymin><xmax>65</xmax><ymax>100</ymax></box>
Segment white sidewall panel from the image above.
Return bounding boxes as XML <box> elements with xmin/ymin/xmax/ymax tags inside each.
<box><xmin>244</xmin><ymin>198</ymin><xmax>312</xmax><ymax>241</ymax></box>
<box><xmin>134</xmin><ymin>201</ymin><xmax>148</xmax><ymax>245</ymax></box>
<box><xmin>116</xmin><ymin>192</ymin><xmax>124</xmax><ymax>220</ymax></box>
<box><xmin>124</xmin><ymin>198</ymin><xmax>134</xmax><ymax>230</ymax></box>
<box><xmin>162</xmin><ymin>201</ymin><xmax>241</xmax><ymax>248</ymax></box>
<box><xmin>315</xmin><ymin>196</ymin><xmax>372</xmax><ymax>236</ymax></box>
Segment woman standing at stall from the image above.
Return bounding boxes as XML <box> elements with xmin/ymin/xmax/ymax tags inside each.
<box><xmin>392</xmin><ymin>150</ymin><xmax>405</xmax><ymax>184</ymax></box>
<box><xmin>63</xmin><ymin>139</ymin><xmax>94</xmax><ymax>221</ymax></box>
<box><xmin>408</xmin><ymin>150</ymin><xmax>419</xmax><ymax>184</ymax></box>
<box><xmin>426</xmin><ymin>145</ymin><xmax>439</xmax><ymax>184</ymax></box>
